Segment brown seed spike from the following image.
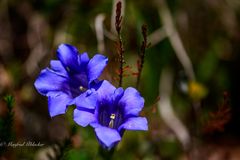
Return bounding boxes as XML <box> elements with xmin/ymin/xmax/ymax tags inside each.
<box><xmin>114</xmin><ymin>1</ymin><xmax>125</xmax><ymax>87</ymax></box>
<box><xmin>142</xmin><ymin>24</ymin><xmax>147</xmax><ymax>42</ymax></box>
<box><xmin>115</xmin><ymin>1</ymin><xmax>122</xmax><ymax>34</ymax></box>
<box><xmin>136</xmin><ymin>24</ymin><xmax>148</xmax><ymax>89</ymax></box>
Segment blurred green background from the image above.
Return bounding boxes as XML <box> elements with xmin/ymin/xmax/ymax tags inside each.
<box><xmin>1</xmin><ymin>0</ymin><xmax>240</xmax><ymax>159</ymax></box>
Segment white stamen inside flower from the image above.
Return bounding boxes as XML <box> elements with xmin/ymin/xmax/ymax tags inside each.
<box><xmin>109</xmin><ymin>114</ymin><xmax>116</xmax><ymax>128</ymax></box>
<box><xmin>79</xmin><ymin>86</ymin><xmax>86</xmax><ymax>92</ymax></box>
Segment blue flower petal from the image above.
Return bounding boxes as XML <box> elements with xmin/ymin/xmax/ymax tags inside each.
<box><xmin>74</xmin><ymin>109</ymin><xmax>96</xmax><ymax>127</ymax></box>
<box><xmin>95</xmin><ymin>126</ymin><xmax>121</xmax><ymax>148</ymax></box>
<box><xmin>57</xmin><ymin>44</ymin><xmax>79</xmax><ymax>73</ymax></box>
<box><xmin>112</xmin><ymin>87</ymin><xmax>124</xmax><ymax>104</ymax></box>
<box><xmin>48</xmin><ymin>92</ymin><xmax>72</xmax><ymax>117</ymax></box>
<box><xmin>34</xmin><ymin>69</ymin><xmax>69</xmax><ymax>96</ymax></box>
<box><xmin>75</xmin><ymin>89</ymin><xmax>98</xmax><ymax>110</ymax></box>
<box><xmin>90</xmin><ymin>122</ymin><xmax>101</xmax><ymax>128</ymax></box>
<box><xmin>87</xmin><ymin>54</ymin><xmax>108</xmax><ymax>83</ymax></box>
<box><xmin>118</xmin><ymin>117</ymin><xmax>148</xmax><ymax>131</ymax></box>
<box><xmin>94</xmin><ymin>80</ymin><xmax>116</xmax><ymax>101</ymax></box>
<box><xmin>50</xmin><ymin>60</ymin><xmax>68</xmax><ymax>76</ymax></box>
<box><xmin>118</xmin><ymin>87</ymin><xmax>144</xmax><ymax>116</ymax></box>
<box><xmin>78</xmin><ymin>52</ymin><xmax>89</xmax><ymax>68</ymax></box>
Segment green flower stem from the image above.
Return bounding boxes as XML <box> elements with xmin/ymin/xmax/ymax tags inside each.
<box><xmin>98</xmin><ymin>146</ymin><xmax>115</xmax><ymax>160</ymax></box>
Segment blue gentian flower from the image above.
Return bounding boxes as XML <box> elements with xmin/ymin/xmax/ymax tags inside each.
<box><xmin>34</xmin><ymin>44</ymin><xmax>108</xmax><ymax>117</ymax></box>
<box><xmin>73</xmin><ymin>80</ymin><xmax>148</xmax><ymax>149</ymax></box>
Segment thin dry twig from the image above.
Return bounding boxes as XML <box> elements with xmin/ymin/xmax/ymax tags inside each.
<box><xmin>104</xmin><ymin>29</ymin><xmax>117</xmax><ymax>41</ymax></box>
<box><xmin>157</xmin><ymin>3</ymin><xmax>202</xmax><ymax>147</ymax></box>
<box><xmin>158</xmin><ymin>68</ymin><xmax>191</xmax><ymax>151</ymax></box>
<box><xmin>147</xmin><ymin>27</ymin><xmax>167</xmax><ymax>47</ymax></box>
<box><xmin>157</xmin><ymin>0</ymin><xmax>195</xmax><ymax>81</ymax></box>
<box><xmin>95</xmin><ymin>14</ymin><xmax>106</xmax><ymax>53</ymax></box>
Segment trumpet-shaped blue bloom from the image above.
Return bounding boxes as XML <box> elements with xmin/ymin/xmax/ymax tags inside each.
<box><xmin>73</xmin><ymin>80</ymin><xmax>148</xmax><ymax>149</ymax></box>
<box><xmin>34</xmin><ymin>44</ymin><xmax>108</xmax><ymax>117</ymax></box>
